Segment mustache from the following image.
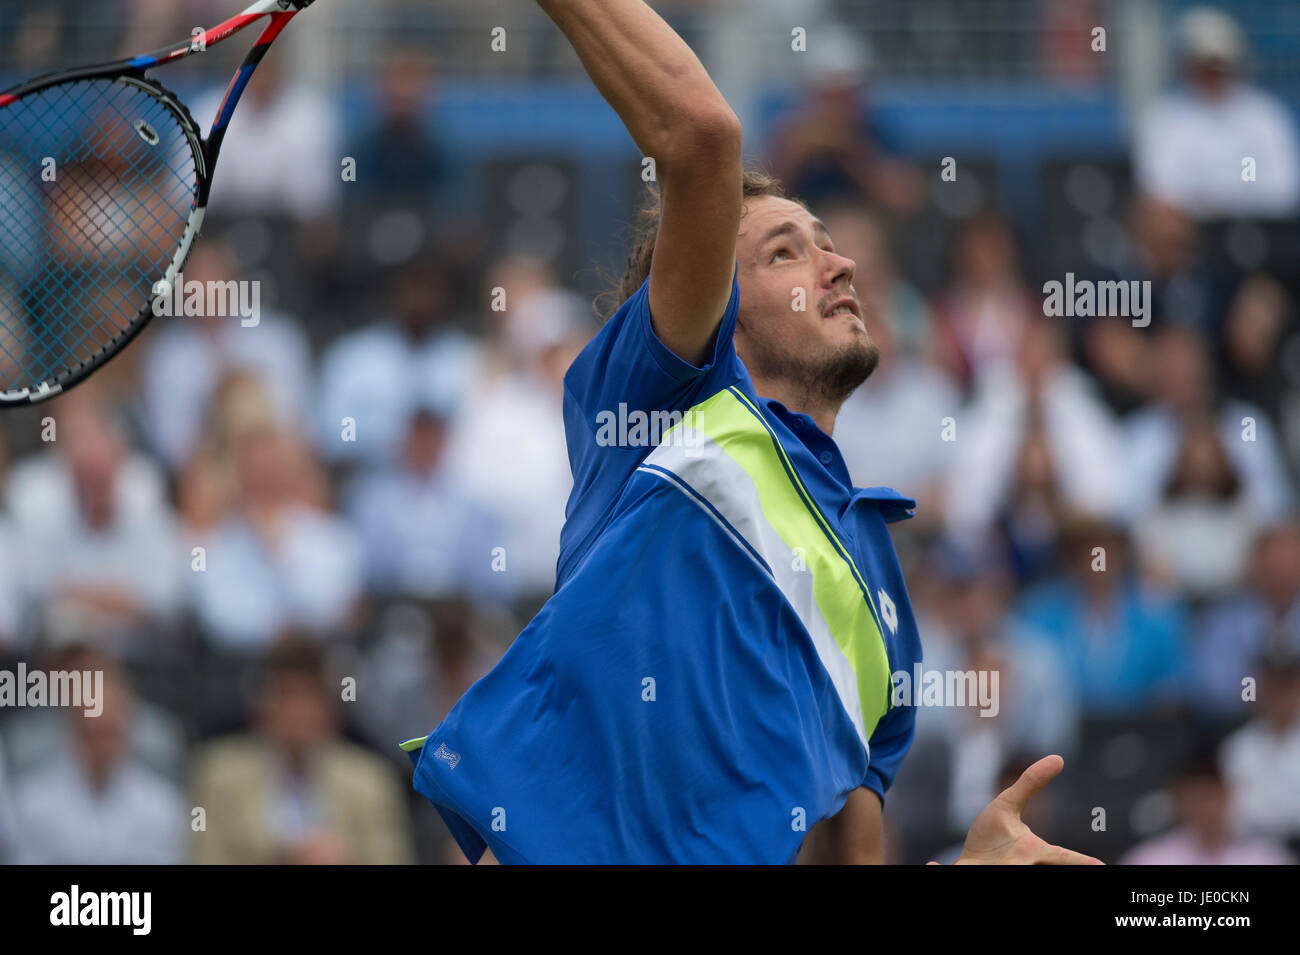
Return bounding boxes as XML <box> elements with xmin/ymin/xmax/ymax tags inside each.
<box><xmin>817</xmin><ymin>285</ymin><xmax>860</xmax><ymax>315</ymax></box>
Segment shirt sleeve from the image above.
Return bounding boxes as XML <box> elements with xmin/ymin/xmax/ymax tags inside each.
<box><xmin>558</xmin><ymin>270</ymin><xmax>742</xmax><ymax>576</ymax></box>
<box><xmin>563</xmin><ymin>269</ymin><xmax>741</xmax><ymax>432</ymax></box>
<box><xmin>861</xmin><ymin>686</ymin><xmax>918</xmax><ymax>803</ymax></box>
<box><xmin>862</xmin><ymin>600</ymin><xmax>923</xmax><ymax>802</ymax></box>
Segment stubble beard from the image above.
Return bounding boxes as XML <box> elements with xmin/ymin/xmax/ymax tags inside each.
<box><xmin>747</xmin><ymin>325</ymin><xmax>881</xmax><ymax>410</ymax></box>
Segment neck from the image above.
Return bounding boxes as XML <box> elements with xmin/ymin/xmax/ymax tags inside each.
<box><xmin>749</xmin><ymin>372</ymin><xmax>841</xmax><ymax>435</ymax></box>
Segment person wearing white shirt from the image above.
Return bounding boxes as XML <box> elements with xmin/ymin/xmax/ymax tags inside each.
<box><xmin>442</xmin><ymin>284</ymin><xmax>589</xmax><ymax>605</ymax></box>
<box><xmin>140</xmin><ymin>239</ymin><xmax>312</xmax><ymax>471</ymax></box>
<box><xmin>192</xmin><ymin>425</ymin><xmax>364</xmax><ymax>651</ymax></box>
<box><xmin>6</xmin><ymin>398</ymin><xmax>184</xmax><ymax>647</ymax></box>
<box><xmin>315</xmin><ymin>262</ymin><xmax>478</xmax><ymax>465</ymax></box>
<box><xmin>1134</xmin><ymin>7</ymin><xmax>1300</xmax><ymax>219</ymax></box>
<box><xmin>1120</xmin><ymin>325</ymin><xmax>1294</xmax><ymax>525</ymax></box>
<box><xmin>190</xmin><ymin>56</ymin><xmax>341</xmax><ymax>220</ymax></box>
<box><xmin>345</xmin><ymin>406</ymin><xmax>504</xmax><ymax>603</ymax></box>
<box><xmin>945</xmin><ymin>320</ymin><xmax>1126</xmax><ymax>540</ymax></box>
<box><xmin>1221</xmin><ymin>652</ymin><xmax>1300</xmax><ymax>842</ymax></box>
<box><xmin>7</xmin><ymin>669</ymin><xmax>186</xmax><ymax>865</ymax></box>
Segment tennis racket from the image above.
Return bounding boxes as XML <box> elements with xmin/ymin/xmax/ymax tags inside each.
<box><xmin>0</xmin><ymin>0</ymin><xmax>316</xmax><ymax>406</ymax></box>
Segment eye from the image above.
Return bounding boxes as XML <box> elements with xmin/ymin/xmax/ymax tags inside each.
<box><xmin>769</xmin><ymin>247</ymin><xmax>793</xmax><ymax>263</ymax></box>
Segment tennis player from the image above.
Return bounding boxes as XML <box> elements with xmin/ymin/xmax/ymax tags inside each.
<box><xmin>402</xmin><ymin>0</ymin><xmax>1101</xmax><ymax>866</ymax></box>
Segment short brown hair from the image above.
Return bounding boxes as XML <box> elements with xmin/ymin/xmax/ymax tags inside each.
<box><xmin>595</xmin><ymin>166</ymin><xmax>792</xmax><ymax>320</ymax></box>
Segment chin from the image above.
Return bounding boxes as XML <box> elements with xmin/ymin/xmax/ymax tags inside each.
<box><xmin>832</xmin><ymin>319</ymin><xmax>872</xmax><ymax>353</ymax></box>
<box><xmin>821</xmin><ymin>336</ymin><xmax>880</xmax><ymax>403</ymax></box>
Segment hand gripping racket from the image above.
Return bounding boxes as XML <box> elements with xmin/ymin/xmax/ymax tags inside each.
<box><xmin>0</xmin><ymin>0</ymin><xmax>316</xmax><ymax>406</ymax></box>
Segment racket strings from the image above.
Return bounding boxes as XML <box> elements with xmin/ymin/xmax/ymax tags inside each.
<box><xmin>0</xmin><ymin>77</ymin><xmax>199</xmax><ymax>394</ymax></box>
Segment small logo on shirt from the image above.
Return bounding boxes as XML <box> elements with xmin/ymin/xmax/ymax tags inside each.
<box><xmin>433</xmin><ymin>742</ymin><xmax>461</xmax><ymax>769</ymax></box>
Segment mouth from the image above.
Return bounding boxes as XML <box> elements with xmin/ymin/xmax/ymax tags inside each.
<box><xmin>822</xmin><ymin>296</ymin><xmax>863</xmax><ymax>323</ymax></box>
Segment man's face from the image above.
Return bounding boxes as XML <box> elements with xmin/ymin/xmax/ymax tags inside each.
<box><xmin>262</xmin><ymin>673</ymin><xmax>335</xmax><ymax>754</ymax></box>
<box><xmin>1189</xmin><ymin>59</ymin><xmax>1235</xmax><ymax>98</ymax></box>
<box><xmin>733</xmin><ymin>196</ymin><xmax>878</xmax><ymax>405</ymax></box>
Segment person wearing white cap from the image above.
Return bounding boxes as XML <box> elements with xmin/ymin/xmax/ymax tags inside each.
<box><xmin>1134</xmin><ymin>6</ymin><xmax>1300</xmax><ymax>219</ymax></box>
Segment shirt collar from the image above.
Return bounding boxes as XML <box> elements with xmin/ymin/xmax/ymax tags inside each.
<box><xmin>760</xmin><ymin>395</ymin><xmax>917</xmax><ymax>523</ymax></box>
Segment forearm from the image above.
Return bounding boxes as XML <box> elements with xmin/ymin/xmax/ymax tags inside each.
<box><xmin>535</xmin><ymin>0</ymin><xmax>736</xmax><ymax>166</ymax></box>
<box><xmin>799</xmin><ymin>787</ymin><xmax>885</xmax><ymax>864</ymax></box>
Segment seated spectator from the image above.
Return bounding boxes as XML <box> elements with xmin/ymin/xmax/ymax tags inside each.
<box><xmin>6</xmin><ymin>387</ymin><xmax>184</xmax><ymax>649</ymax></box>
<box><xmin>1077</xmin><ymin>197</ymin><xmax>1220</xmax><ymax>392</ymax></box>
<box><xmin>191</xmin><ymin>56</ymin><xmax>341</xmax><ymax>221</ymax></box>
<box><xmin>315</xmin><ymin>260</ymin><xmax>477</xmax><ymax>465</ymax></box>
<box><xmin>345</xmin><ymin>404</ymin><xmax>503</xmax><ymax>603</ymax></box>
<box><xmin>1195</xmin><ymin>523</ymin><xmax>1300</xmax><ymax>723</ymax></box>
<box><xmin>1122</xmin><ymin>324</ymin><xmax>1293</xmax><ymax>524</ymax></box>
<box><xmin>443</xmin><ymin>258</ymin><xmax>589</xmax><ymax>608</ymax></box>
<box><xmin>1134</xmin><ymin>6</ymin><xmax>1300</xmax><ymax>219</ymax></box>
<box><xmin>1117</xmin><ymin>196</ymin><xmax>1222</xmax><ymax>336</ymax></box>
<box><xmin>1218</xmin><ymin>274</ymin><xmax>1299</xmax><ymax>459</ymax></box>
<box><xmin>1074</xmin><ymin>314</ymin><xmax>1154</xmax><ymax>418</ymax></box>
<box><xmin>931</xmin><ymin>211</ymin><xmax>1039</xmax><ymax>392</ymax></box>
<box><xmin>915</xmin><ymin>542</ymin><xmax>1079</xmax><ymax>833</ymax></box>
<box><xmin>0</xmin><ymin>645</ymin><xmax>188</xmax><ymax>788</ymax></box>
<box><xmin>1221</xmin><ymin>273</ymin><xmax>1292</xmax><ymax>410</ymax></box>
<box><xmin>7</xmin><ymin>657</ymin><xmax>186</xmax><ymax>864</ymax></box>
<box><xmin>189</xmin><ymin>641</ymin><xmax>414</xmax><ymax>864</ymax></box>
<box><xmin>1220</xmin><ymin>649</ymin><xmax>1300</xmax><ymax>844</ymax></box>
<box><xmin>191</xmin><ymin>423</ymin><xmax>363</xmax><ymax>651</ymax></box>
<box><xmin>767</xmin><ymin>32</ymin><xmax>923</xmax><ymax>215</ymax></box>
<box><xmin>353</xmin><ymin>598</ymin><xmax>500</xmax><ymax>761</ymax></box>
<box><xmin>1013</xmin><ymin>517</ymin><xmax>1188</xmax><ymax>717</ymax></box>
<box><xmin>945</xmin><ymin>319</ymin><xmax>1126</xmax><ymax>540</ymax></box>
<box><xmin>140</xmin><ymin>238</ymin><xmax>312</xmax><ymax>471</ymax></box>
<box><xmin>1134</xmin><ymin>416</ymin><xmax>1258</xmax><ymax>600</ymax></box>
<box><xmin>342</xmin><ymin>47</ymin><xmax>446</xmax><ymax>207</ymax></box>
<box><xmin>177</xmin><ymin>369</ymin><xmax>325</xmax><ymax>534</ymax></box>
<box><xmin>991</xmin><ymin>427</ymin><xmax>1070</xmax><ymax>585</ymax></box>
<box><xmin>1121</xmin><ymin>746</ymin><xmax>1293</xmax><ymax>864</ymax></box>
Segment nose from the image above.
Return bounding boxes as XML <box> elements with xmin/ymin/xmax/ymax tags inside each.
<box><xmin>825</xmin><ymin>250</ymin><xmax>856</xmax><ymax>292</ymax></box>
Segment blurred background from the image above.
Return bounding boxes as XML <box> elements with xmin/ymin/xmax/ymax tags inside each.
<box><xmin>0</xmin><ymin>0</ymin><xmax>1298</xmax><ymax>865</ymax></box>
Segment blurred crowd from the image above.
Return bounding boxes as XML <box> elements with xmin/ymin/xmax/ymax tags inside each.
<box><xmin>1</xmin><ymin>3</ymin><xmax>1299</xmax><ymax>865</ymax></box>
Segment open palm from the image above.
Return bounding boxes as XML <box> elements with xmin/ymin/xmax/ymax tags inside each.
<box><xmin>941</xmin><ymin>755</ymin><xmax>1103</xmax><ymax>865</ymax></box>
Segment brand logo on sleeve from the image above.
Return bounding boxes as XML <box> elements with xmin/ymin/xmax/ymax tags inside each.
<box><xmin>433</xmin><ymin>743</ymin><xmax>461</xmax><ymax>769</ymax></box>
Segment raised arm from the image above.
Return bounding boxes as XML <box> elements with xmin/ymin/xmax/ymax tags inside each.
<box><xmin>537</xmin><ymin>0</ymin><xmax>743</xmax><ymax>365</ymax></box>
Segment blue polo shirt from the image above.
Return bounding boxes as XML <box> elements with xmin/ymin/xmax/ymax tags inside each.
<box><xmin>404</xmin><ymin>273</ymin><xmax>922</xmax><ymax>864</ymax></box>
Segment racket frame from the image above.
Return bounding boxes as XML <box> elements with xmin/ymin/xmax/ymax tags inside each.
<box><xmin>0</xmin><ymin>0</ymin><xmax>315</xmax><ymax>405</ymax></box>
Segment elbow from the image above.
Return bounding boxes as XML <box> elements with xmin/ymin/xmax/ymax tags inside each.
<box><xmin>687</xmin><ymin>103</ymin><xmax>743</xmax><ymax>148</ymax></box>
<box><xmin>655</xmin><ymin>103</ymin><xmax>743</xmax><ymax>174</ymax></box>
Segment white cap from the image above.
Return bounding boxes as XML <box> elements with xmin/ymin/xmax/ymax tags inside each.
<box><xmin>804</xmin><ymin>30</ymin><xmax>873</xmax><ymax>85</ymax></box>
<box><xmin>1178</xmin><ymin>6</ymin><xmax>1246</xmax><ymax>67</ymax></box>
